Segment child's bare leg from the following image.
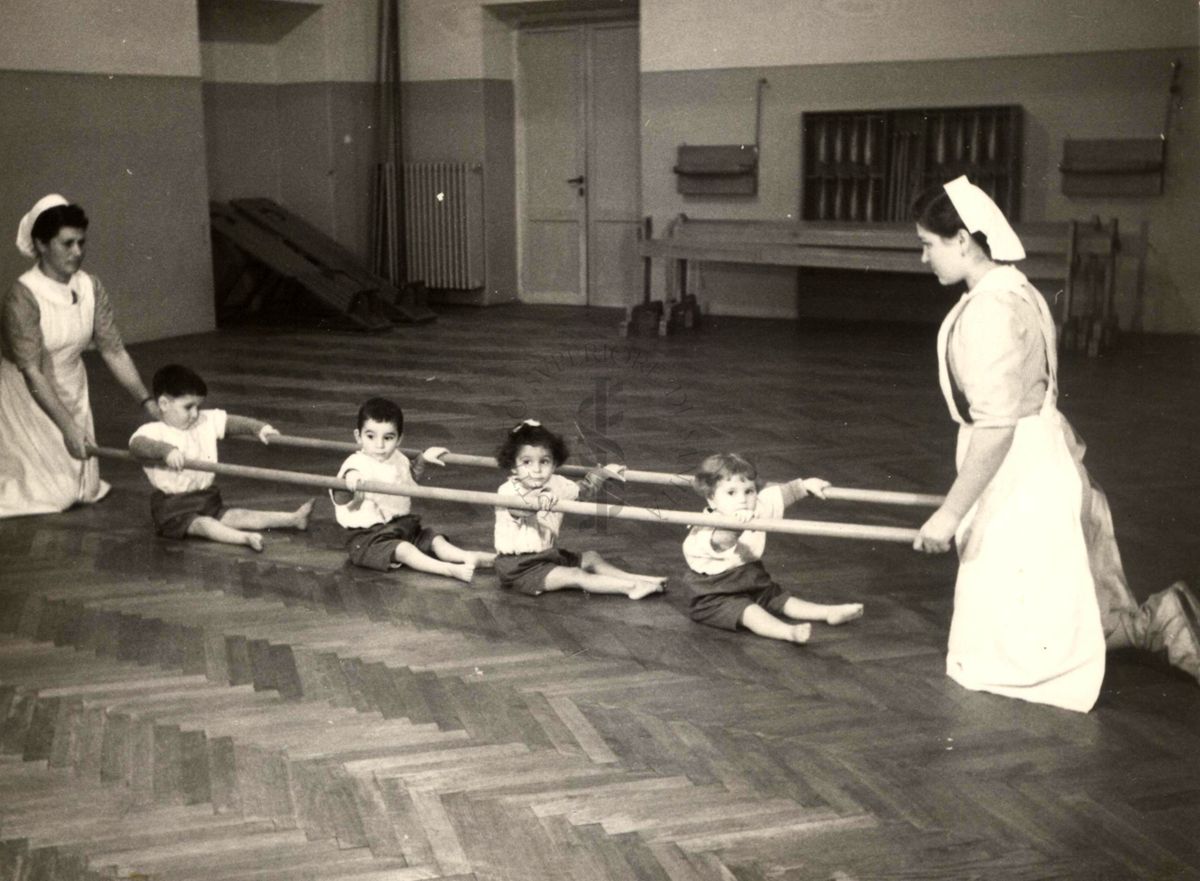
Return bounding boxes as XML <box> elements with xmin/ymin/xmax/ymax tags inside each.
<box><xmin>543</xmin><ymin>567</ymin><xmax>659</xmax><ymax>600</ymax></box>
<box><xmin>579</xmin><ymin>551</ymin><xmax>666</xmax><ymax>593</ymax></box>
<box><xmin>394</xmin><ymin>542</ymin><xmax>475</xmax><ymax>583</ymax></box>
<box><xmin>187</xmin><ymin>515</ymin><xmax>263</xmax><ymax>552</ymax></box>
<box><xmin>781</xmin><ymin>597</ymin><xmax>864</xmax><ymax>625</ymax></box>
<box><xmin>430</xmin><ymin>536</ymin><xmax>496</xmax><ymax>569</ymax></box>
<box><xmin>741</xmin><ymin>605</ymin><xmax>811</xmax><ymax>643</ymax></box>
<box><xmin>221</xmin><ymin>498</ymin><xmax>315</xmax><ymax>531</ymax></box>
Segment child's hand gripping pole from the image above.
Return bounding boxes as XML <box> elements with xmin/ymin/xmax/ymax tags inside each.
<box><xmin>585</xmin><ymin>461</ymin><xmax>627</xmax><ymax>486</ymax></box>
<box><xmin>800</xmin><ymin>477</ymin><xmax>831</xmax><ymax>499</ymax></box>
<box><xmin>420</xmin><ymin>446</ymin><xmax>449</xmax><ymax>467</ymax></box>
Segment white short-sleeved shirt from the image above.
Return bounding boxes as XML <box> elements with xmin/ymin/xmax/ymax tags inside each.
<box><xmin>333</xmin><ymin>450</ymin><xmax>414</xmax><ymax>528</ymax></box>
<box><xmin>494</xmin><ymin>473</ymin><xmax>580</xmax><ymax>554</ymax></box>
<box><xmin>130</xmin><ymin>409</ymin><xmax>227</xmax><ymax>495</ymax></box>
<box><xmin>683</xmin><ymin>484</ymin><xmax>784</xmax><ymax>575</ymax></box>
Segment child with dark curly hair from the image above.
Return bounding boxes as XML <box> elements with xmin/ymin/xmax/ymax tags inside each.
<box><xmin>493</xmin><ymin>419</ymin><xmax>665</xmax><ymax>599</ymax></box>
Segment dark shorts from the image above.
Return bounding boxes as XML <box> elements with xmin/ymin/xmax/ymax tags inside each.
<box><xmin>151</xmin><ymin>486</ymin><xmax>227</xmax><ymax>540</ymax></box>
<box><xmin>495</xmin><ymin>548</ymin><xmax>583</xmax><ymax>596</ymax></box>
<box><xmin>682</xmin><ymin>560</ymin><xmax>793</xmax><ymax>631</ymax></box>
<box><xmin>346</xmin><ymin>514</ymin><xmax>442</xmax><ymax>571</ymax></box>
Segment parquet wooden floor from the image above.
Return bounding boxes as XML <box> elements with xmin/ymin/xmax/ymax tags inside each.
<box><xmin>2</xmin><ymin>305</ymin><xmax>1198</xmax><ymax>881</ymax></box>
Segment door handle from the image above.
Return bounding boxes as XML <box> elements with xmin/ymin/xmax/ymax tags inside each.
<box><xmin>566</xmin><ymin>176</ymin><xmax>585</xmax><ymax>184</ymax></box>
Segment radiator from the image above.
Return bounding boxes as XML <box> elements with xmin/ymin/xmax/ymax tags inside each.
<box><xmin>403</xmin><ymin>162</ymin><xmax>485</xmax><ymax>289</ymax></box>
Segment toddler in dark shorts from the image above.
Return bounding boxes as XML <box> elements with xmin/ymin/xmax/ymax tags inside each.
<box><xmin>492</xmin><ymin>419</ymin><xmax>664</xmax><ymax>599</ymax></box>
<box><xmin>682</xmin><ymin>453</ymin><xmax>864</xmax><ymax>643</ymax></box>
<box><xmin>331</xmin><ymin>397</ymin><xmax>494</xmax><ymax>581</ymax></box>
<box><xmin>128</xmin><ymin>364</ymin><xmax>313</xmax><ymax>552</ymax></box>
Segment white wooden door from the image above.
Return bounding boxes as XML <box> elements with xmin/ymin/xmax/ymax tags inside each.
<box><xmin>518</xmin><ymin>22</ymin><xmax>640</xmax><ymax>306</ymax></box>
<box><xmin>519</xmin><ymin>27</ymin><xmax>586</xmax><ymax>305</ymax></box>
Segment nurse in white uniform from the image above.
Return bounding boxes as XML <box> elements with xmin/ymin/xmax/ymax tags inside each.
<box><xmin>0</xmin><ymin>195</ymin><xmax>158</xmax><ymax>517</ymax></box>
<box><xmin>912</xmin><ymin>177</ymin><xmax>1199</xmax><ymax>712</ymax></box>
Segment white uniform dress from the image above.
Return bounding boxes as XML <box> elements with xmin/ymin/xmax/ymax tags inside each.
<box><xmin>0</xmin><ymin>268</ymin><xmax>123</xmax><ymax>517</ymax></box>
<box><xmin>938</xmin><ymin>265</ymin><xmax>1106</xmax><ymax>713</ymax></box>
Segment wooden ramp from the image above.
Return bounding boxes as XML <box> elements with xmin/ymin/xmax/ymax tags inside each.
<box><xmin>210</xmin><ymin>200</ymin><xmax>436</xmax><ymax>332</ymax></box>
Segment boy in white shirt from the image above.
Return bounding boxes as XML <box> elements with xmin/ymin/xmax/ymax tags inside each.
<box><xmin>683</xmin><ymin>453</ymin><xmax>864</xmax><ymax>643</ymax></box>
<box><xmin>129</xmin><ymin>364</ymin><xmax>314</xmax><ymax>551</ymax></box>
<box><xmin>331</xmin><ymin>397</ymin><xmax>494</xmax><ymax>582</ymax></box>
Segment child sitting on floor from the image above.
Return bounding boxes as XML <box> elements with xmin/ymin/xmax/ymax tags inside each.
<box><xmin>493</xmin><ymin>419</ymin><xmax>665</xmax><ymax>600</ymax></box>
<box><xmin>683</xmin><ymin>453</ymin><xmax>864</xmax><ymax>643</ymax></box>
<box><xmin>129</xmin><ymin>364</ymin><xmax>314</xmax><ymax>551</ymax></box>
<box><xmin>331</xmin><ymin>397</ymin><xmax>495</xmax><ymax>582</ymax></box>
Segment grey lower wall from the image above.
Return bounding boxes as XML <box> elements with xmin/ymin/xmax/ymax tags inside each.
<box><xmin>481</xmin><ymin>79</ymin><xmax>517</xmax><ymax>307</ymax></box>
<box><xmin>402</xmin><ymin>78</ymin><xmax>517</xmax><ymax>305</ymax></box>
<box><xmin>203</xmin><ymin>82</ymin><xmax>282</xmax><ymax>207</ymax></box>
<box><xmin>0</xmin><ymin>70</ymin><xmax>214</xmax><ymax>344</ymax></box>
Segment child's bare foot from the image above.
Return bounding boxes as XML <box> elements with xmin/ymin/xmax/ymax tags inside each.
<box><xmin>787</xmin><ymin>623</ymin><xmax>812</xmax><ymax>643</ymax></box>
<box><xmin>826</xmin><ymin>604</ymin><xmax>864</xmax><ymax>625</ymax></box>
<box><xmin>244</xmin><ymin>533</ymin><xmax>265</xmax><ymax>552</ymax></box>
<box><xmin>448</xmin><ymin>561</ymin><xmax>476</xmax><ymax>583</ymax></box>
<box><xmin>291</xmin><ymin>498</ymin><xmax>316</xmax><ymax>530</ymax></box>
<box><xmin>627</xmin><ymin>580</ymin><xmax>664</xmax><ymax>600</ymax></box>
<box><xmin>469</xmin><ymin>551</ymin><xmax>496</xmax><ymax>569</ymax></box>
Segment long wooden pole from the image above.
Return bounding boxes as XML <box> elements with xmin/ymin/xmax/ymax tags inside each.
<box><xmin>93</xmin><ymin>447</ymin><xmax>919</xmax><ymax>545</ymax></box>
<box><xmin>229</xmin><ymin>433</ymin><xmax>945</xmax><ymax>508</ymax></box>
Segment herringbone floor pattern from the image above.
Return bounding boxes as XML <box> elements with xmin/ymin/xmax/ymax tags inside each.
<box><xmin>2</xmin><ymin>306</ymin><xmax>1198</xmax><ymax>880</ymax></box>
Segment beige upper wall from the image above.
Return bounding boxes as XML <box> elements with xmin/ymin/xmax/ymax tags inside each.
<box><xmin>641</xmin><ymin>0</ymin><xmax>1198</xmax><ymax>72</ymax></box>
<box><xmin>0</xmin><ymin>0</ymin><xmax>201</xmax><ymax>77</ymax></box>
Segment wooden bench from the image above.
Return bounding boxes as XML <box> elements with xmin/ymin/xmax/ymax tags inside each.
<box><xmin>637</xmin><ymin>215</ymin><xmax>1145</xmax><ymax>355</ymax></box>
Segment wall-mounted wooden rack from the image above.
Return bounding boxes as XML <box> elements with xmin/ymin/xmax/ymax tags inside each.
<box><xmin>801</xmin><ymin>105</ymin><xmax>1022</xmax><ymax>222</ymax></box>
<box><xmin>673</xmin><ymin>144</ymin><xmax>759</xmax><ymax>195</ymax></box>
<box><xmin>1059</xmin><ymin>138</ymin><xmax>1165</xmax><ymax>196</ymax></box>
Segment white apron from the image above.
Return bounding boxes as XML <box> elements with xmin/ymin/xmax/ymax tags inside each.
<box><xmin>0</xmin><ymin>267</ymin><xmax>109</xmax><ymax>516</ymax></box>
<box><xmin>937</xmin><ymin>268</ymin><xmax>1106</xmax><ymax>712</ymax></box>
